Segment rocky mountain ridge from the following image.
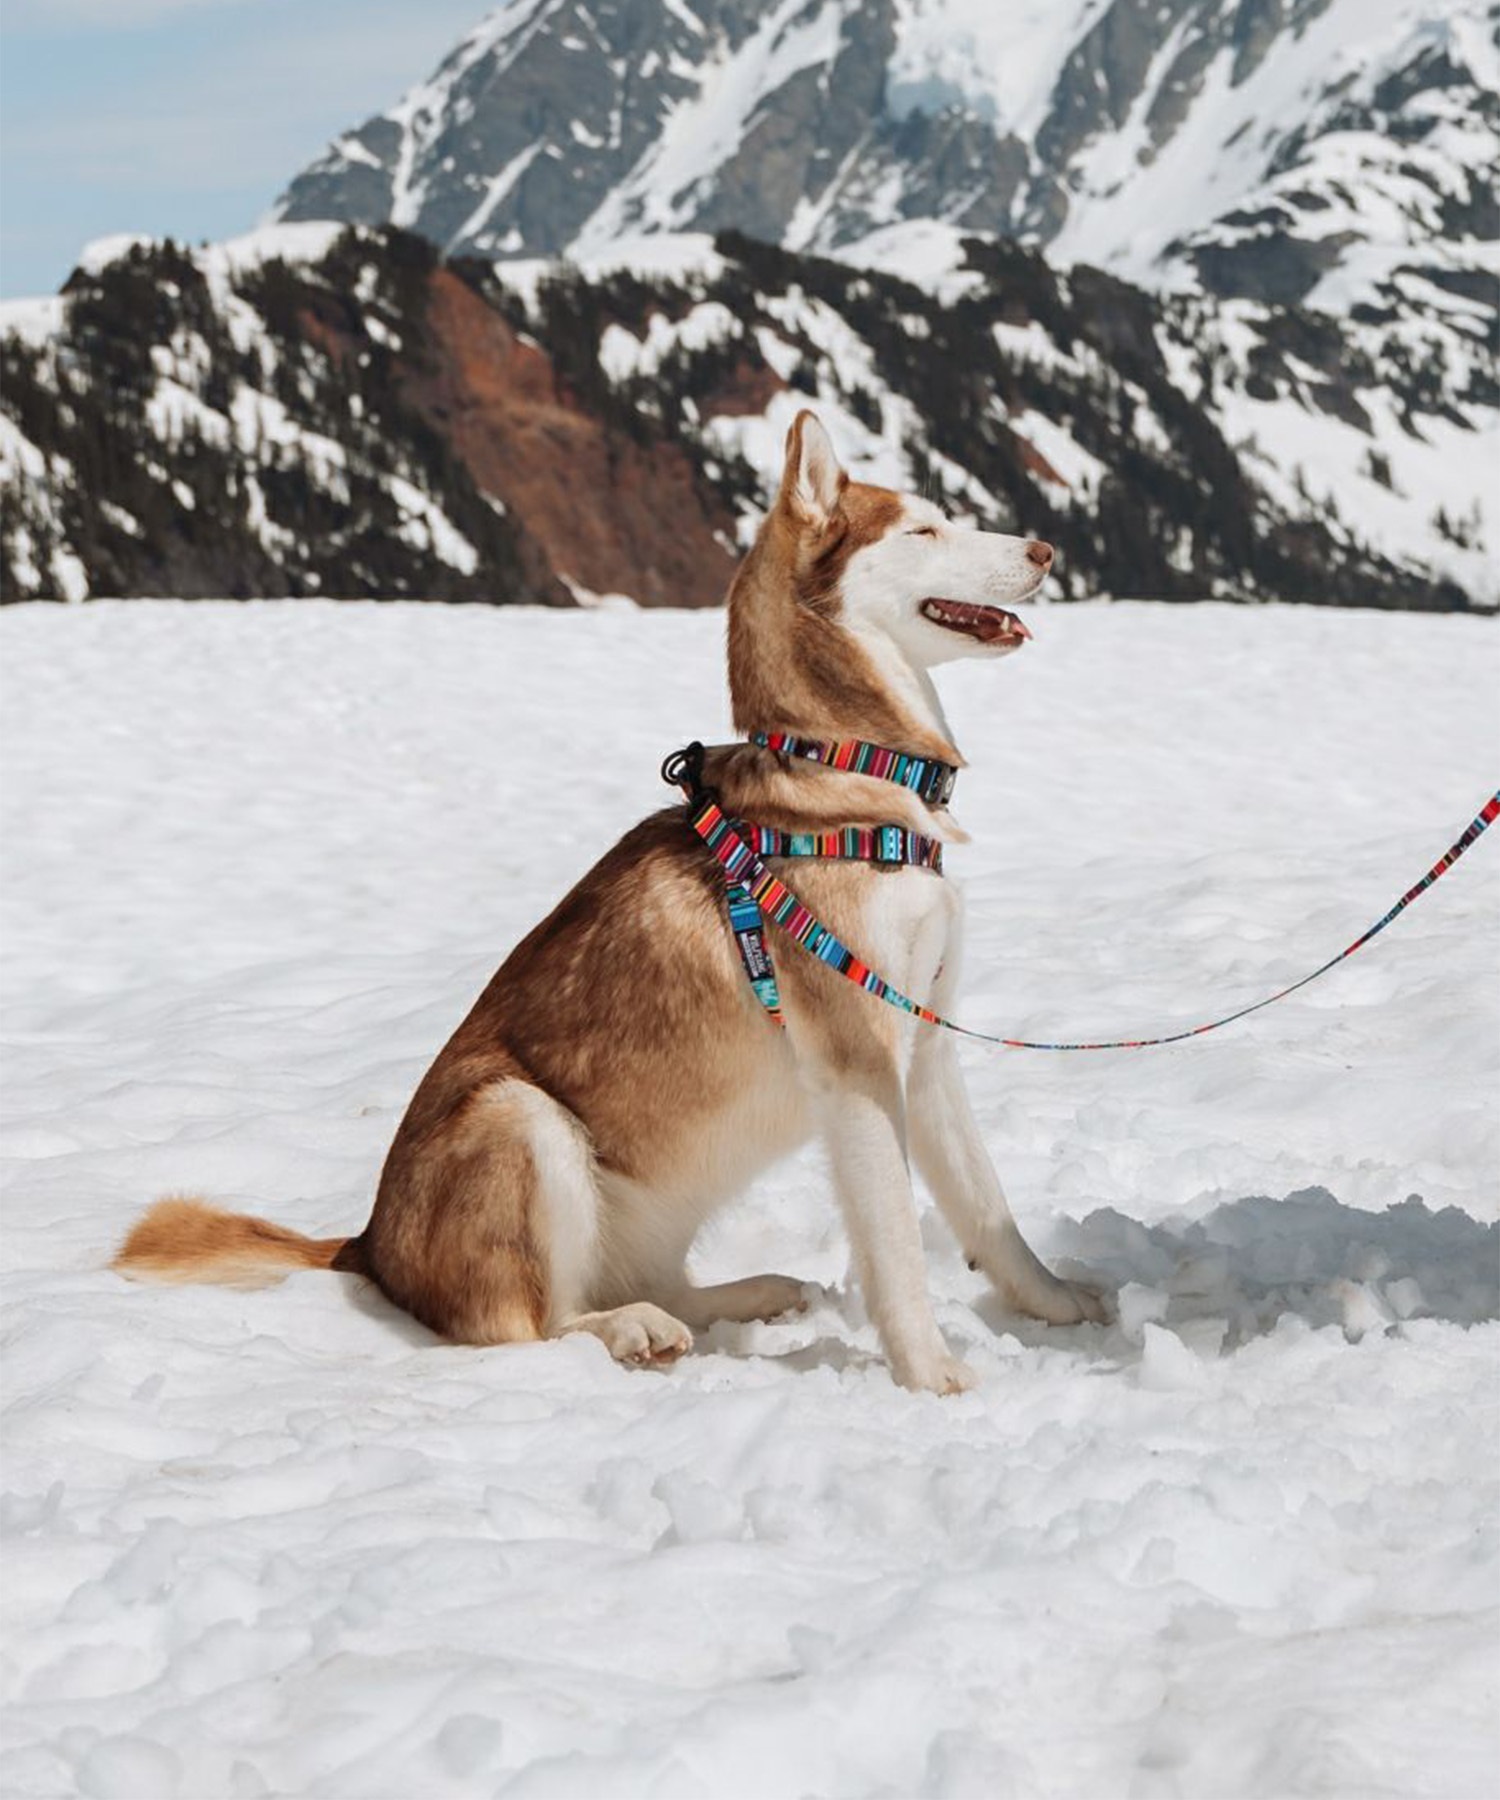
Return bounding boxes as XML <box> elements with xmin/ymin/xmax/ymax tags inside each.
<box><xmin>275</xmin><ymin>0</ymin><xmax>1493</xmax><ymax>303</ymax></box>
<box><xmin>0</xmin><ymin>224</ymin><xmax>1472</xmax><ymax>608</ymax></box>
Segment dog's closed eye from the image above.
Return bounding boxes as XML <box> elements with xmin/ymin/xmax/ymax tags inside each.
<box><xmin>906</xmin><ymin>526</ymin><xmax>939</xmax><ymax>539</ymax></box>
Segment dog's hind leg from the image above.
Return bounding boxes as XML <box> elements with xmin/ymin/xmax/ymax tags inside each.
<box><xmin>498</xmin><ymin>1098</ymin><xmax>699</xmax><ymax>1366</ymax></box>
<box><xmin>371</xmin><ymin>1079</ymin><xmax>699</xmax><ymax>1364</ymax></box>
<box><xmin>468</xmin><ymin>1089</ymin><xmax>696</xmax><ymax>1363</ymax></box>
<box><xmin>908</xmin><ymin>1033</ymin><xmax>1108</xmax><ymax>1326</ymax></box>
<box><xmin>367</xmin><ymin>1078</ymin><xmax>606</xmax><ymax>1346</ymax></box>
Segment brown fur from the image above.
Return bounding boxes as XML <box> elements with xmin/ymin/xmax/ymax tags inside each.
<box><xmin>112</xmin><ymin>1197</ymin><xmax>351</xmax><ymax>1288</ymax></box>
<box><xmin>726</xmin><ymin>428</ymin><xmax>960</xmax><ymax>764</ymax></box>
<box><xmin>353</xmin><ymin>813</ymin><xmax>779</xmax><ymax>1339</ymax></box>
<box><xmin>728</xmin><ymin>524</ymin><xmax>958</xmax><ymax>755</ymax></box>
<box><xmin>332</xmin><ymin>422</ymin><xmax>961</xmax><ymax>1340</ymax></box>
<box><xmin>362</xmin><ymin>1075</ymin><xmax>550</xmax><ymax>1342</ymax></box>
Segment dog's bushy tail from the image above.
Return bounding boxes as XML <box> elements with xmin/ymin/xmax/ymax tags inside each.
<box><xmin>112</xmin><ymin>1196</ymin><xmax>361</xmax><ymax>1290</ymax></box>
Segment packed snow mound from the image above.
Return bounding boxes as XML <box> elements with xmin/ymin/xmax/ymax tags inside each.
<box><xmin>2</xmin><ymin>600</ymin><xmax>1496</xmax><ymax>1796</ymax></box>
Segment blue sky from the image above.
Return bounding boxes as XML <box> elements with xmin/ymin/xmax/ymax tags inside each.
<box><xmin>0</xmin><ymin>0</ymin><xmax>497</xmax><ymax>298</ymax></box>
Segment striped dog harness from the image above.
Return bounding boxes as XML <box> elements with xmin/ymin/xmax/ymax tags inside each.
<box><xmin>664</xmin><ymin>736</ymin><xmax>950</xmax><ymax>1026</ymax></box>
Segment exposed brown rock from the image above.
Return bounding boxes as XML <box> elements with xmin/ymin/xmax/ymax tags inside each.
<box><xmin>296</xmin><ymin>304</ymin><xmax>355</xmax><ymax>371</ymax></box>
<box><xmin>403</xmin><ymin>269</ymin><xmax>740</xmax><ymax>607</ymax></box>
<box><xmin>697</xmin><ymin>352</ymin><xmax>786</xmax><ymax>421</ymax></box>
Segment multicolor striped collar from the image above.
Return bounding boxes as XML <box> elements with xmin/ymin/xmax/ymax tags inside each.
<box><xmin>751</xmin><ymin>731</ymin><xmax>959</xmax><ymax>809</ymax></box>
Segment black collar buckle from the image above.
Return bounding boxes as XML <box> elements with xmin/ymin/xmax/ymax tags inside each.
<box><xmin>923</xmin><ymin>761</ymin><xmax>959</xmax><ymax>809</ymax></box>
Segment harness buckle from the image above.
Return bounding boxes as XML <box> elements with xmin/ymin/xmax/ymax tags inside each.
<box><xmin>925</xmin><ymin>762</ymin><xmax>958</xmax><ymax>808</ymax></box>
<box><xmin>874</xmin><ymin>824</ymin><xmax>904</xmax><ymax>870</ymax></box>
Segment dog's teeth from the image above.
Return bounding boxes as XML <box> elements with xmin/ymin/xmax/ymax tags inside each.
<box><xmin>922</xmin><ymin>597</ymin><xmax>1029</xmax><ymax>642</ymax></box>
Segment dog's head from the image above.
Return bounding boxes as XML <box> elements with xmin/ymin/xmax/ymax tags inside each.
<box><xmin>774</xmin><ymin>410</ymin><xmax>1049</xmax><ymax>667</ymax></box>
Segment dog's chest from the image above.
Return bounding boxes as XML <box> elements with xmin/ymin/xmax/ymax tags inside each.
<box><xmin>856</xmin><ymin>864</ymin><xmax>962</xmax><ymax>1011</ymax></box>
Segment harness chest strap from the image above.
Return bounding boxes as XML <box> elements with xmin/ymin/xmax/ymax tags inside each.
<box><xmin>735</xmin><ymin>819</ymin><xmax>944</xmax><ymax>871</ymax></box>
<box><xmin>689</xmin><ymin>795</ymin><xmax>951</xmax><ymax>1030</ymax></box>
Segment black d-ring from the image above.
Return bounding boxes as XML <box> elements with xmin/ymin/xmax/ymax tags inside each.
<box><xmin>661</xmin><ymin>740</ymin><xmax>707</xmax><ymax>800</ymax></box>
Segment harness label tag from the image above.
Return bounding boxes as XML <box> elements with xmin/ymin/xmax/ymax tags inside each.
<box><xmin>738</xmin><ymin>927</ymin><xmax>774</xmax><ymax>982</ymax></box>
<box><xmin>725</xmin><ymin>878</ymin><xmax>783</xmax><ymax>1021</ymax></box>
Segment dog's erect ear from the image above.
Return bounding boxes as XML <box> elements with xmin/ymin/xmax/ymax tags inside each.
<box><xmin>777</xmin><ymin>410</ymin><xmax>846</xmax><ymax>527</ymax></box>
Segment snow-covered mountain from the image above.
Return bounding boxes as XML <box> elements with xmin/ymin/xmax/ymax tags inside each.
<box><xmin>0</xmin><ymin>229</ymin><xmax>566</xmax><ymax>607</ymax></box>
<box><xmin>274</xmin><ymin>0</ymin><xmax>1493</xmax><ymax>300</ymax></box>
<box><xmin>3</xmin><ymin>1</ymin><xmax>1493</xmax><ymax>605</ymax></box>
<box><xmin>0</xmin><ymin>223</ymin><xmax>1467</xmax><ymax>607</ymax></box>
<box><xmin>269</xmin><ymin>0</ymin><xmax>1499</xmax><ymax>604</ymax></box>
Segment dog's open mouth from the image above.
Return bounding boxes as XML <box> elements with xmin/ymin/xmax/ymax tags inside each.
<box><xmin>919</xmin><ymin>598</ymin><xmax>1033</xmax><ymax>646</ymax></box>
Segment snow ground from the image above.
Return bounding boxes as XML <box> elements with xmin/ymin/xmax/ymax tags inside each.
<box><xmin>1</xmin><ymin>600</ymin><xmax>1497</xmax><ymax>1800</ymax></box>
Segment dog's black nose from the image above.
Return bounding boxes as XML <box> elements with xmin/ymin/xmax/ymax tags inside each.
<box><xmin>1026</xmin><ymin>540</ymin><xmax>1053</xmax><ymax>568</ymax></box>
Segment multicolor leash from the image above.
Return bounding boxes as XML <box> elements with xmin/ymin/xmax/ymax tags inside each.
<box><xmin>674</xmin><ymin>749</ymin><xmax>1499</xmax><ymax>1050</ymax></box>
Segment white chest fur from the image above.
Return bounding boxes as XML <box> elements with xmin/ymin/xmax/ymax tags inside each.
<box><xmin>855</xmin><ymin>864</ymin><xmax>964</xmax><ymax>1063</ymax></box>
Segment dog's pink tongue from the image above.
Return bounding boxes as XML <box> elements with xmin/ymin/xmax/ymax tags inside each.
<box><xmin>977</xmin><ymin>608</ymin><xmax>1029</xmax><ymax>643</ymax></box>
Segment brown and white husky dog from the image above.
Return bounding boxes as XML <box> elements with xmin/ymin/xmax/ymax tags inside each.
<box><xmin>115</xmin><ymin>411</ymin><xmax>1105</xmax><ymax>1393</ymax></box>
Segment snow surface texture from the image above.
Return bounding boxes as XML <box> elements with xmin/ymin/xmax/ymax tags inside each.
<box><xmin>2</xmin><ymin>601</ymin><xmax>1498</xmax><ymax>1799</ymax></box>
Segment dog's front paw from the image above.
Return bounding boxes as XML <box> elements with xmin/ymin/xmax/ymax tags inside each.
<box><xmin>895</xmin><ymin>1351</ymin><xmax>978</xmax><ymax>1396</ymax></box>
<box><xmin>1034</xmin><ymin>1278</ymin><xmax>1110</xmax><ymax>1327</ymax></box>
<box><xmin>1061</xmin><ymin>1280</ymin><xmax>1111</xmax><ymax>1326</ymax></box>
